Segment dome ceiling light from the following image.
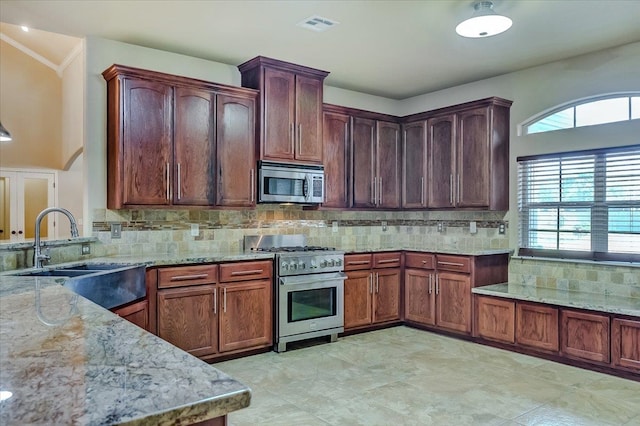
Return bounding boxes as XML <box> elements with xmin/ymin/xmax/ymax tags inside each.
<box><xmin>0</xmin><ymin>122</ymin><xmax>12</xmax><ymax>142</ymax></box>
<box><xmin>456</xmin><ymin>1</ymin><xmax>513</xmax><ymax>38</ymax></box>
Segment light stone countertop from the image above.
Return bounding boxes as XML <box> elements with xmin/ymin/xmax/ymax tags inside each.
<box><xmin>345</xmin><ymin>247</ymin><xmax>512</xmax><ymax>256</ymax></box>
<box><xmin>0</xmin><ymin>275</ymin><xmax>251</xmax><ymax>425</ymax></box>
<box><xmin>473</xmin><ymin>283</ymin><xmax>640</xmax><ymax>317</ymax></box>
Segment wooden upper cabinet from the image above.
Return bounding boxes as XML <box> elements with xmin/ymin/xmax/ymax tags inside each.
<box><xmin>322</xmin><ymin>110</ymin><xmax>350</xmax><ymax>208</ymax></box>
<box><xmin>351</xmin><ymin>117</ymin><xmax>377</xmax><ymax>208</ymax></box>
<box><xmin>120</xmin><ymin>78</ymin><xmax>173</xmax><ymax>207</ymax></box>
<box><xmin>239</xmin><ymin>56</ymin><xmax>329</xmax><ymax>165</ymax></box>
<box><xmin>376</xmin><ymin>121</ymin><xmax>401</xmax><ymax>209</ymax></box>
<box><xmin>216</xmin><ymin>93</ymin><xmax>257</xmax><ymax>207</ymax></box>
<box><xmin>402</xmin><ymin>121</ymin><xmax>428</xmax><ymax>208</ymax></box>
<box><xmin>103</xmin><ymin>65</ymin><xmax>258</xmax><ymax>209</ymax></box>
<box><xmin>174</xmin><ymin>87</ymin><xmax>215</xmax><ymax>205</ymax></box>
<box><xmin>428</xmin><ymin>114</ymin><xmax>456</xmax><ymax>208</ymax></box>
<box><xmin>457</xmin><ymin>107</ymin><xmax>490</xmax><ymax>208</ymax></box>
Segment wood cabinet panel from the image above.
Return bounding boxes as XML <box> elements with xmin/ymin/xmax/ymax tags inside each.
<box><xmin>436</xmin><ymin>255</ymin><xmax>471</xmax><ymax>273</ymax></box>
<box><xmin>219</xmin><ymin>260</ymin><xmax>272</xmax><ymax>283</ymax></box>
<box><xmin>402</xmin><ymin>121</ymin><xmax>428</xmax><ymax>208</ymax></box>
<box><xmin>344</xmin><ymin>270</ymin><xmax>373</xmax><ymax>329</ymax></box>
<box><xmin>561</xmin><ymin>310</ymin><xmax>610</xmax><ymax>364</ymax></box>
<box><xmin>516</xmin><ymin>302</ymin><xmax>559</xmax><ymax>352</ymax></box>
<box><xmin>376</xmin><ymin>121</ymin><xmax>401</xmax><ymax>209</ymax></box>
<box><xmin>436</xmin><ymin>272</ymin><xmax>472</xmax><ymax>333</ymax></box>
<box><xmin>216</xmin><ymin>93</ymin><xmax>256</xmax><ymax>207</ymax></box>
<box><xmin>373</xmin><ymin>252</ymin><xmax>402</xmax><ymax>269</ymax></box>
<box><xmin>121</xmin><ymin>78</ymin><xmax>173</xmax><ymax>206</ymax></box>
<box><xmin>173</xmin><ymin>87</ymin><xmax>215</xmax><ymax>205</ymax></box>
<box><xmin>351</xmin><ymin>117</ymin><xmax>376</xmax><ymax>208</ymax></box>
<box><xmin>219</xmin><ymin>279</ymin><xmax>272</xmax><ymax>352</ymax></box>
<box><xmin>373</xmin><ymin>269</ymin><xmax>401</xmax><ymax>323</ymax></box>
<box><xmin>475</xmin><ymin>296</ymin><xmax>515</xmax><ymax>343</ymax></box>
<box><xmin>612</xmin><ymin>318</ymin><xmax>640</xmax><ymax>371</ymax></box>
<box><xmin>404</xmin><ymin>268</ymin><xmax>435</xmax><ymax>325</ymax></box>
<box><xmin>405</xmin><ymin>252</ymin><xmax>435</xmax><ymax>270</ymax></box>
<box><xmin>295</xmin><ymin>75</ymin><xmax>323</xmax><ymax>163</ymax></box>
<box><xmin>344</xmin><ymin>253</ymin><xmax>373</xmax><ymax>271</ymax></box>
<box><xmin>157</xmin><ymin>285</ymin><xmax>218</xmax><ymax>357</ymax></box>
<box><xmin>158</xmin><ymin>265</ymin><xmax>218</xmax><ymax>288</ymax></box>
<box><xmin>427</xmin><ymin>114</ymin><xmax>456</xmax><ymax>208</ymax></box>
<box><xmin>262</xmin><ymin>68</ymin><xmax>295</xmax><ymax>161</ymax></box>
<box><xmin>322</xmin><ymin>111</ymin><xmax>350</xmax><ymax>208</ymax></box>
<box><xmin>457</xmin><ymin>107</ymin><xmax>490</xmax><ymax>207</ymax></box>
<box><xmin>113</xmin><ymin>299</ymin><xmax>148</xmax><ymax>331</ymax></box>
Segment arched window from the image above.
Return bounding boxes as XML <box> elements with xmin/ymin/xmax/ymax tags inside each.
<box><xmin>521</xmin><ymin>93</ymin><xmax>640</xmax><ymax>135</ymax></box>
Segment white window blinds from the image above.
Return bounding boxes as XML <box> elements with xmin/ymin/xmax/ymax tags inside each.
<box><xmin>518</xmin><ymin>145</ymin><xmax>640</xmax><ymax>262</ymax></box>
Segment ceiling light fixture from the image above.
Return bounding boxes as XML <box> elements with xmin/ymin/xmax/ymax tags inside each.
<box><xmin>0</xmin><ymin>122</ymin><xmax>13</xmax><ymax>142</ymax></box>
<box><xmin>456</xmin><ymin>1</ymin><xmax>512</xmax><ymax>38</ymax></box>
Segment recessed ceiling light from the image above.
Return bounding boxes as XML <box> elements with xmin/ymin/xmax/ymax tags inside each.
<box><xmin>456</xmin><ymin>1</ymin><xmax>512</xmax><ymax>38</ymax></box>
<box><xmin>21</xmin><ymin>25</ymin><xmax>29</xmax><ymax>32</ymax></box>
<box><xmin>297</xmin><ymin>15</ymin><xmax>339</xmax><ymax>33</ymax></box>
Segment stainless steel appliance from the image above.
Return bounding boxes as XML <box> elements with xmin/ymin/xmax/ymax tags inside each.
<box><xmin>258</xmin><ymin>161</ymin><xmax>324</xmax><ymax>204</ymax></box>
<box><xmin>244</xmin><ymin>235</ymin><xmax>345</xmax><ymax>352</ymax></box>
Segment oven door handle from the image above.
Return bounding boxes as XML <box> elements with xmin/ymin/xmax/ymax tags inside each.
<box><xmin>279</xmin><ymin>272</ymin><xmax>347</xmax><ymax>286</ymax></box>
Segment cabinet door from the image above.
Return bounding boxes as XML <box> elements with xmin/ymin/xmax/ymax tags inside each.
<box><xmin>427</xmin><ymin>114</ymin><xmax>456</xmax><ymax>208</ymax></box>
<box><xmin>376</xmin><ymin>121</ymin><xmax>401</xmax><ymax>209</ymax></box>
<box><xmin>516</xmin><ymin>302</ymin><xmax>559</xmax><ymax>352</ymax></box>
<box><xmin>475</xmin><ymin>296</ymin><xmax>515</xmax><ymax>343</ymax></box>
<box><xmin>373</xmin><ymin>269</ymin><xmax>401</xmax><ymax>323</ymax></box>
<box><xmin>113</xmin><ymin>299</ymin><xmax>148</xmax><ymax>331</ymax></box>
<box><xmin>322</xmin><ymin>111</ymin><xmax>350</xmax><ymax>208</ymax></box>
<box><xmin>560</xmin><ymin>310</ymin><xmax>610</xmax><ymax>364</ymax></box>
<box><xmin>351</xmin><ymin>117</ymin><xmax>376</xmax><ymax>208</ymax></box>
<box><xmin>436</xmin><ymin>272</ymin><xmax>471</xmax><ymax>334</ymax></box>
<box><xmin>216</xmin><ymin>93</ymin><xmax>256</xmax><ymax>207</ymax></box>
<box><xmin>344</xmin><ymin>270</ymin><xmax>373</xmax><ymax>329</ymax></box>
<box><xmin>122</xmin><ymin>78</ymin><xmax>172</xmax><ymax>205</ymax></box>
<box><xmin>402</xmin><ymin>121</ymin><xmax>428</xmax><ymax>208</ymax></box>
<box><xmin>612</xmin><ymin>318</ymin><xmax>640</xmax><ymax>371</ymax></box>
<box><xmin>219</xmin><ymin>279</ymin><xmax>272</xmax><ymax>353</ymax></box>
<box><xmin>404</xmin><ymin>269</ymin><xmax>435</xmax><ymax>325</ymax></box>
<box><xmin>157</xmin><ymin>285</ymin><xmax>218</xmax><ymax>358</ymax></box>
<box><xmin>262</xmin><ymin>68</ymin><xmax>295</xmax><ymax>161</ymax></box>
<box><xmin>457</xmin><ymin>107</ymin><xmax>490</xmax><ymax>207</ymax></box>
<box><xmin>295</xmin><ymin>75</ymin><xmax>323</xmax><ymax>163</ymax></box>
<box><xmin>174</xmin><ymin>87</ymin><xmax>215</xmax><ymax>205</ymax></box>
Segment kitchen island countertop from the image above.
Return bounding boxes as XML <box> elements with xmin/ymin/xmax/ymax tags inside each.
<box><xmin>0</xmin><ymin>275</ymin><xmax>250</xmax><ymax>425</ymax></box>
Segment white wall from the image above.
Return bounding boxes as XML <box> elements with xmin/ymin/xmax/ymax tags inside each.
<box><xmin>57</xmin><ymin>153</ymin><xmax>83</xmax><ymax>237</ymax></box>
<box><xmin>61</xmin><ymin>42</ymin><xmax>85</xmax><ymax>168</ymax></box>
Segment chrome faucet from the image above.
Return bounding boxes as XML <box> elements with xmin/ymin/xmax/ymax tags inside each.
<box><xmin>34</xmin><ymin>207</ymin><xmax>79</xmax><ymax>268</ymax></box>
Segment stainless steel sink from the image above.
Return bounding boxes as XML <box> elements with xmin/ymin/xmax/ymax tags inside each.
<box><xmin>13</xmin><ymin>263</ymin><xmax>146</xmax><ymax>309</ymax></box>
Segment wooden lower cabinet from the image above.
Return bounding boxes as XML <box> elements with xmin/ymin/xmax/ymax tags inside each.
<box><xmin>157</xmin><ymin>285</ymin><xmax>218</xmax><ymax>358</ymax></box>
<box><xmin>516</xmin><ymin>302</ymin><xmax>559</xmax><ymax>352</ymax></box>
<box><xmin>219</xmin><ymin>279</ymin><xmax>272</xmax><ymax>353</ymax></box>
<box><xmin>344</xmin><ymin>270</ymin><xmax>373</xmax><ymax>329</ymax></box>
<box><xmin>612</xmin><ymin>318</ymin><xmax>640</xmax><ymax>372</ymax></box>
<box><xmin>561</xmin><ymin>309</ymin><xmax>610</xmax><ymax>364</ymax></box>
<box><xmin>475</xmin><ymin>296</ymin><xmax>514</xmax><ymax>343</ymax></box>
<box><xmin>436</xmin><ymin>272</ymin><xmax>472</xmax><ymax>333</ymax></box>
<box><xmin>373</xmin><ymin>269</ymin><xmax>401</xmax><ymax>323</ymax></box>
<box><xmin>404</xmin><ymin>268</ymin><xmax>435</xmax><ymax>325</ymax></box>
<box><xmin>113</xmin><ymin>299</ymin><xmax>149</xmax><ymax>331</ymax></box>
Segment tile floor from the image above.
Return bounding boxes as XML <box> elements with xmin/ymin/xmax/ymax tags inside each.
<box><xmin>215</xmin><ymin>326</ymin><xmax>640</xmax><ymax>426</ymax></box>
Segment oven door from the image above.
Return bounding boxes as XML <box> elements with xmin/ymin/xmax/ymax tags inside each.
<box><xmin>278</xmin><ymin>272</ymin><xmax>346</xmax><ymax>339</ymax></box>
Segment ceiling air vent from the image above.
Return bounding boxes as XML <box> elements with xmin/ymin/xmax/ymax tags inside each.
<box><xmin>297</xmin><ymin>15</ymin><xmax>339</xmax><ymax>32</ymax></box>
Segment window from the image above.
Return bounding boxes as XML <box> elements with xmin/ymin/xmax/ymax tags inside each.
<box><xmin>518</xmin><ymin>145</ymin><xmax>640</xmax><ymax>262</ymax></box>
<box><xmin>524</xmin><ymin>94</ymin><xmax>640</xmax><ymax>135</ymax></box>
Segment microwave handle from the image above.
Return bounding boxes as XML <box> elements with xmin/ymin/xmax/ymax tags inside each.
<box><xmin>304</xmin><ymin>175</ymin><xmax>311</xmax><ymax>200</ymax></box>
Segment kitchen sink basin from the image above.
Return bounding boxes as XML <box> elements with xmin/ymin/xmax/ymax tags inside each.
<box><xmin>12</xmin><ymin>263</ymin><xmax>146</xmax><ymax>309</ymax></box>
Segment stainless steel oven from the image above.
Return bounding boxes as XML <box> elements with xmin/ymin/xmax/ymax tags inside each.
<box><xmin>244</xmin><ymin>235</ymin><xmax>345</xmax><ymax>352</ymax></box>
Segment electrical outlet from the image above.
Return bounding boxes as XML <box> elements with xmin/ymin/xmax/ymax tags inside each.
<box><xmin>110</xmin><ymin>223</ymin><xmax>122</xmax><ymax>239</ymax></box>
<box><xmin>81</xmin><ymin>243</ymin><xmax>91</xmax><ymax>255</ymax></box>
<box><xmin>381</xmin><ymin>221</ymin><xmax>387</xmax><ymax>232</ymax></box>
<box><xmin>469</xmin><ymin>221</ymin><xmax>477</xmax><ymax>234</ymax></box>
<box><xmin>437</xmin><ymin>222</ymin><xmax>444</xmax><ymax>232</ymax></box>
<box><xmin>190</xmin><ymin>223</ymin><xmax>199</xmax><ymax>236</ymax></box>
<box><xmin>498</xmin><ymin>223</ymin><xmax>506</xmax><ymax>234</ymax></box>
<box><xmin>332</xmin><ymin>221</ymin><xmax>338</xmax><ymax>233</ymax></box>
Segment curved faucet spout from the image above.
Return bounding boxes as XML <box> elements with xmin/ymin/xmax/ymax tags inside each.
<box><xmin>34</xmin><ymin>207</ymin><xmax>79</xmax><ymax>269</ymax></box>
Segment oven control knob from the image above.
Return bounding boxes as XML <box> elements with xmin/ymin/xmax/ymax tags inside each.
<box><xmin>281</xmin><ymin>262</ymin><xmax>289</xmax><ymax>270</ymax></box>
<box><xmin>310</xmin><ymin>260</ymin><xmax>317</xmax><ymax>269</ymax></box>
<box><xmin>320</xmin><ymin>260</ymin><xmax>328</xmax><ymax>268</ymax></box>
<box><xmin>292</xmin><ymin>263</ymin><xmax>298</xmax><ymax>270</ymax></box>
<box><xmin>327</xmin><ymin>259</ymin><xmax>335</xmax><ymax>267</ymax></box>
<box><xmin>335</xmin><ymin>258</ymin><xmax>343</xmax><ymax>267</ymax></box>
<box><xmin>298</xmin><ymin>262</ymin><xmax>306</xmax><ymax>270</ymax></box>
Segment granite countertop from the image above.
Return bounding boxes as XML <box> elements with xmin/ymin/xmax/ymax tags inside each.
<box><xmin>0</xmin><ymin>276</ymin><xmax>251</xmax><ymax>425</ymax></box>
<box><xmin>345</xmin><ymin>247</ymin><xmax>512</xmax><ymax>256</ymax></box>
<box><xmin>473</xmin><ymin>283</ymin><xmax>640</xmax><ymax>317</ymax></box>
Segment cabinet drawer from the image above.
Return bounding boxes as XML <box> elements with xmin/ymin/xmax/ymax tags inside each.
<box><xmin>344</xmin><ymin>254</ymin><xmax>373</xmax><ymax>271</ymax></box>
<box><xmin>219</xmin><ymin>260</ymin><xmax>272</xmax><ymax>282</ymax></box>
<box><xmin>373</xmin><ymin>252</ymin><xmax>402</xmax><ymax>269</ymax></box>
<box><xmin>405</xmin><ymin>252</ymin><xmax>435</xmax><ymax>270</ymax></box>
<box><xmin>158</xmin><ymin>265</ymin><xmax>218</xmax><ymax>288</ymax></box>
<box><xmin>436</xmin><ymin>255</ymin><xmax>471</xmax><ymax>273</ymax></box>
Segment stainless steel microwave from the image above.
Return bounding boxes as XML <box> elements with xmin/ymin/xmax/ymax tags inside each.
<box><xmin>258</xmin><ymin>161</ymin><xmax>324</xmax><ymax>204</ymax></box>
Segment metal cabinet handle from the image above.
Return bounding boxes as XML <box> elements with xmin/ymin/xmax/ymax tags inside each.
<box><xmin>298</xmin><ymin>123</ymin><xmax>302</xmax><ymax>154</ymax></box>
<box><xmin>449</xmin><ymin>174</ymin><xmax>453</xmax><ymax>205</ymax></box>
<box><xmin>420</xmin><ymin>176</ymin><xmax>424</xmax><ymax>206</ymax></box>
<box><xmin>348</xmin><ymin>260</ymin><xmax>371</xmax><ymax>266</ymax></box>
<box><xmin>372</xmin><ymin>177</ymin><xmax>377</xmax><ymax>205</ymax></box>
<box><xmin>438</xmin><ymin>261</ymin><xmax>465</xmax><ymax>267</ymax></box>
<box><xmin>377</xmin><ymin>258</ymin><xmax>400</xmax><ymax>264</ymax></box>
<box><xmin>169</xmin><ymin>274</ymin><xmax>209</xmax><ymax>281</ymax></box>
<box><xmin>428</xmin><ymin>274</ymin><xmax>433</xmax><ymax>294</ymax></box>
<box><xmin>223</xmin><ymin>287</ymin><xmax>227</xmax><ymax>313</ymax></box>
<box><xmin>166</xmin><ymin>162</ymin><xmax>171</xmax><ymax>200</ymax></box>
<box><xmin>213</xmin><ymin>288</ymin><xmax>217</xmax><ymax>314</ymax></box>
<box><xmin>290</xmin><ymin>123</ymin><xmax>295</xmax><ymax>153</ymax></box>
<box><xmin>177</xmin><ymin>163</ymin><xmax>182</xmax><ymax>200</ymax></box>
<box><xmin>230</xmin><ymin>269</ymin><xmax>263</xmax><ymax>276</ymax></box>
<box><xmin>250</xmin><ymin>169</ymin><xmax>255</xmax><ymax>203</ymax></box>
<box><xmin>376</xmin><ymin>273</ymin><xmax>379</xmax><ymax>293</ymax></box>
<box><xmin>379</xmin><ymin>177</ymin><xmax>383</xmax><ymax>205</ymax></box>
<box><xmin>369</xmin><ymin>273</ymin><xmax>373</xmax><ymax>294</ymax></box>
<box><xmin>457</xmin><ymin>174</ymin><xmax>461</xmax><ymax>204</ymax></box>
<box><xmin>435</xmin><ymin>274</ymin><xmax>439</xmax><ymax>295</ymax></box>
